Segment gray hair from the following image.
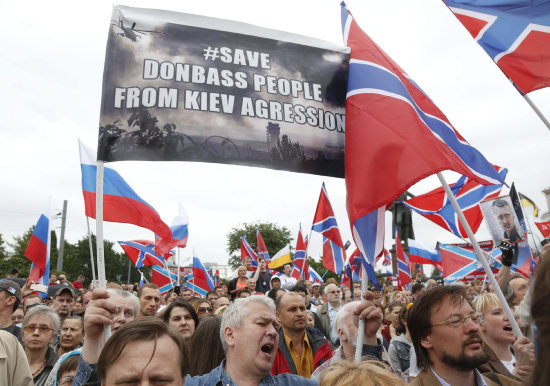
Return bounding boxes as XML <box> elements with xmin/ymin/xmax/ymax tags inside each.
<box><xmin>107</xmin><ymin>289</ymin><xmax>140</xmax><ymax>318</ymax></box>
<box><xmin>220</xmin><ymin>295</ymin><xmax>275</xmax><ymax>353</ymax></box>
<box><xmin>23</xmin><ymin>304</ymin><xmax>61</xmax><ymax>332</ymax></box>
<box><xmin>334</xmin><ymin>301</ymin><xmax>359</xmax><ymax>346</ymax></box>
<box><xmin>324</xmin><ymin>283</ymin><xmax>338</xmax><ymax>295</ymax></box>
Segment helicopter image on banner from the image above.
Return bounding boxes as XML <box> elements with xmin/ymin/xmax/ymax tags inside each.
<box><xmin>111</xmin><ymin>18</ymin><xmax>161</xmax><ymax>42</ymax></box>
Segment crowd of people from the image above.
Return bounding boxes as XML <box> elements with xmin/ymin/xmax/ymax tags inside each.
<box><xmin>0</xmin><ymin>242</ymin><xmax>548</xmax><ymax>385</ymax></box>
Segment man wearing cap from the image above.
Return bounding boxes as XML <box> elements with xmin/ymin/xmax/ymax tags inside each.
<box><xmin>270</xmin><ymin>276</ymin><xmax>282</xmax><ymax>289</ymax></box>
<box><xmin>0</xmin><ymin>279</ymin><xmax>23</xmax><ymax>342</ymax></box>
<box><xmin>52</xmin><ymin>287</ymin><xmax>76</xmax><ymax>323</ymax></box>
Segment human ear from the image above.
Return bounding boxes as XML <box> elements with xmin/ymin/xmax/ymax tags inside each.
<box><xmin>224</xmin><ymin>326</ymin><xmax>235</xmax><ymax>348</ymax></box>
<box><xmin>420</xmin><ymin>335</ymin><xmax>432</xmax><ymax>350</ymax></box>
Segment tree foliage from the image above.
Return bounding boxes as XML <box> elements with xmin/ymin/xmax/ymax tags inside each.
<box><xmin>226</xmin><ymin>222</ymin><xmax>292</xmax><ymax>270</ymax></box>
<box><xmin>308</xmin><ymin>257</ymin><xmax>340</xmax><ymax>283</ymax></box>
<box><xmin>0</xmin><ymin>229</ymin><xmax>143</xmax><ymax>286</ymax></box>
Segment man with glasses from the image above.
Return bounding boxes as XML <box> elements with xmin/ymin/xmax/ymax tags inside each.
<box><xmin>407</xmin><ymin>285</ymin><xmax>520</xmax><ymax>385</ymax></box>
<box><xmin>316</xmin><ymin>283</ymin><xmax>342</xmax><ymax>343</ymax></box>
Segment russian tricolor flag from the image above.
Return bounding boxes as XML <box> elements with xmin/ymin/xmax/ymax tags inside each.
<box><xmin>79</xmin><ymin>140</ymin><xmax>171</xmax><ymax>239</ymax></box>
<box><xmin>25</xmin><ymin>212</ymin><xmax>51</xmax><ymax>297</ymax></box>
<box><xmin>192</xmin><ymin>249</ymin><xmax>215</xmax><ymax>297</ymax></box>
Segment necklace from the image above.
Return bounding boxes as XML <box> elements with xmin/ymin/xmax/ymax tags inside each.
<box><xmin>32</xmin><ymin>359</ymin><xmax>47</xmax><ymax>377</ymax></box>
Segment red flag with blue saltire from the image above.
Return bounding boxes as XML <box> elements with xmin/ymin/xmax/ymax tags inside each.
<box><xmin>118</xmin><ymin>240</ymin><xmax>173</xmax><ymax>269</ymax></box>
<box><xmin>256</xmin><ymin>227</ymin><xmax>271</xmax><ymax>264</ymax></box>
<box><xmin>291</xmin><ymin>224</ymin><xmax>309</xmax><ymax>280</ymax></box>
<box><xmin>341</xmin><ymin>3</ymin><xmax>505</xmax><ymax>268</ymax></box>
<box><xmin>240</xmin><ymin>234</ymin><xmax>258</xmax><ymax>271</ymax></box>
<box><xmin>192</xmin><ymin>249</ymin><xmax>215</xmax><ymax>297</ymax></box>
<box><xmin>442</xmin><ymin>1</ymin><xmax>550</xmax><ymax>95</ymax></box>
<box><xmin>322</xmin><ymin>236</ymin><xmax>345</xmax><ymax>275</ymax></box>
<box><xmin>342</xmin><ymin>248</ymin><xmax>382</xmax><ymax>290</ymax></box>
<box><xmin>395</xmin><ymin>231</ymin><xmax>412</xmax><ymax>290</ymax></box>
<box><xmin>155</xmin><ymin>204</ymin><xmax>189</xmax><ymax>255</ymax></box>
<box><xmin>312</xmin><ymin>183</ymin><xmax>346</xmax><ymax>274</ymax></box>
<box><xmin>151</xmin><ymin>265</ymin><xmax>178</xmax><ymax>295</ymax></box>
<box><xmin>440</xmin><ymin>244</ymin><xmax>502</xmax><ymax>283</ymax></box>
<box><xmin>403</xmin><ymin>167</ymin><xmax>508</xmax><ymax>238</ymax></box>
<box><xmin>78</xmin><ymin>140</ymin><xmax>172</xmax><ymax>240</ymax></box>
<box><xmin>25</xmin><ymin>212</ymin><xmax>51</xmax><ymax>297</ymax></box>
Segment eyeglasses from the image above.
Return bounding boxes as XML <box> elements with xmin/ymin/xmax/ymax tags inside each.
<box><xmin>431</xmin><ymin>312</ymin><xmax>483</xmax><ymax>329</ymax></box>
<box><xmin>328</xmin><ymin>290</ymin><xmax>341</xmax><ymax>294</ymax></box>
<box><xmin>23</xmin><ymin>324</ymin><xmax>55</xmax><ymax>334</ymax></box>
<box><xmin>198</xmin><ymin>307</ymin><xmax>213</xmax><ymax>313</ymax></box>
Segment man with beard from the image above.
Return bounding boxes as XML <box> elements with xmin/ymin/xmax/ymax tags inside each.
<box><xmin>407</xmin><ymin>285</ymin><xmax>520</xmax><ymax>385</ymax></box>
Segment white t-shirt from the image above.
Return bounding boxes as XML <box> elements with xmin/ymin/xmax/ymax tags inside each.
<box><xmin>501</xmin><ymin>354</ymin><xmax>516</xmax><ymax>375</ymax></box>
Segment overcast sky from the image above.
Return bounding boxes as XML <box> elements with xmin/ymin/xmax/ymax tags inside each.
<box><xmin>2</xmin><ymin>0</ymin><xmax>549</xmax><ymax>276</ymax></box>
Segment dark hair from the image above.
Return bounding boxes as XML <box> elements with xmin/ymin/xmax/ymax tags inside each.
<box><xmin>162</xmin><ymin>299</ymin><xmax>199</xmax><ymax>330</ymax></box>
<box><xmin>206</xmin><ymin>291</ymin><xmax>218</xmax><ymax>298</ymax></box>
<box><xmin>97</xmin><ymin>317</ymin><xmax>188</xmax><ymax>380</ymax></box>
<box><xmin>188</xmin><ymin>315</ymin><xmax>225</xmax><ymax>376</ymax></box>
<box><xmin>267</xmin><ymin>288</ymin><xmax>285</xmax><ymax>304</ymax></box>
<box><xmin>57</xmin><ymin>354</ymin><xmax>79</xmax><ymax>381</ymax></box>
<box><xmin>411</xmin><ymin>283</ymin><xmax>424</xmax><ymax>296</ymax></box>
<box><xmin>395</xmin><ymin>304</ymin><xmax>410</xmax><ymax>336</ymax></box>
<box><xmin>290</xmin><ymin>283</ymin><xmax>309</xmax><ymax>295</ymax></box>
<box><xmin>492</xmin><ymin>198</ymin><xmax>511</xmax><ymax>209</ymax></box>
<box><xmin>237</xmin><ymin>289</ymin><xmax>251</xmax><ymax>298</ymax></box>
<box><xmin>407</xmin><ymin>285</ymin><xmax>470</xmax><ymax>370</ymax></box>
<box><xmin>137</xmin><ymin>283</ymin><xmax>160</xmax><ymax>298</ymax></box>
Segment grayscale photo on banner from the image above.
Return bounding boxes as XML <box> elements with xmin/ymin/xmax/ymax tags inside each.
<box><xmin>98</xmin><ymin>5</ymin><xmax>350</xmax><ymax>177</ymax></box>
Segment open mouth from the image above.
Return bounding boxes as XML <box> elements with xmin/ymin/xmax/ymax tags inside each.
<box><xmin>261</xmin><ymin>343</ymin><xmax>274</xmax><ymax>355</ymax></box>
<box><xmin>503</xmin><ymin>325</ymin><xmax>513</xmax><ymax>332</ymax></box>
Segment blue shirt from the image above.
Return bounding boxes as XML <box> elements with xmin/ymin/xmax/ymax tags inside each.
<box><xmin>185</xmin><ymin>360</ymin><xmax>318</xmax><ymax>386</ymax></box>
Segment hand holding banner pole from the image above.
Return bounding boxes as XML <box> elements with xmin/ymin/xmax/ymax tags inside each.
<box><xmin>354</xmin><ymin>265</ymin><xmax>368</xmax><ymax>362</ymax></box>
<box><xmin>437</xmin><ymin>172</ymin><xmax>522</xmax><ymax>338</ymax></box>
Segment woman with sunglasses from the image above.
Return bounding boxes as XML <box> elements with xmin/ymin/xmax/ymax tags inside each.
<box><xmin>163</xmin><ymin>299</ymin><xmax>199</xmax><ymax>341</ymax></box>
<box><xmin>21</xmin><ymin>305</ymin><xmax>60</xmax><ymax>386</ymax></box>
<box><xmin>193</xmin><ymin>298</ymin><xmax>214</xmax><ymax>318</ymax></box>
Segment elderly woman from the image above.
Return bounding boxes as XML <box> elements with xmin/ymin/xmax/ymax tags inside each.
<box><xmin>163</xmin><ymin>299</ymin><xmax>199</xmax><ymax>340</ymax></box>
<box><xmin>473</xmin><ymin>293</ymin><xmax>534</xmax><ymax>381</ymax></box>
<box><xmin>228</xmin><ymin>265</ymin><xmax>249</xmax><ymax>300</ymax></box>
<box><xmin>55</xmin><ymin>316</ymin><xmax>83</xmax><ymax>356</ymax></box>
<box><xmin>22</xmin><ymin>305</ymin><xmax>60</xmax><ymax>386</ymax></box>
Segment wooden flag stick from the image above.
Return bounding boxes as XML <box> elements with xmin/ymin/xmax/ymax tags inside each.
<box><xmin>437</xmin><ymin>172</ymin><xmax>522</xmax><ymax>338</ymax></box>
<box><xmin>85</xmin><ymin>217</ymin><xmax>97</xmax><ymax>285</ymax></box>
<box><xmin>354</xmin><ymin>264</ymin><xmax>368</xmax><ymax>362</ymax></box>
<box><xmin>95</xmin><ymin>160</ymin><xmax>111</xmax><ymax>340</ymax></box>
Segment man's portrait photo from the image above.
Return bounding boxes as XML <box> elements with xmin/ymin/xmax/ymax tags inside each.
<box><xmin>481</xmin><ymin>196</ymin><xmax>526</xmax><ymax>265</ymax></box>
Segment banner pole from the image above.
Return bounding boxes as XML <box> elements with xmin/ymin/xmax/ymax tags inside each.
<box><xmin>177</xmin><ymin>248</ymin><xmax>181</xmax><ymax>287</ymax></box>
<box><xmin>354</xmin><ymin>264</ymin><xmax>368</xmax><ymax>362</ymax></box>
<box><xmin>95</xmin><ymin>160</ymin><xmax>111</xmax><ymax>340</ymax></box>
<box><xmin>85</xmin><ymin>217</ymin><xmax>97</xmax><ymax>286</ymax></box>
<box><xmin>437</xmin><ymin>172</ymin><xmax>522</xmax><ymax>338</ymax></box>
<box><xmin>523</xmin><ymin>94</ymin><xmax>550</xmax><ymax>131</ymax></box>
<box><xmin>300</xmin><ymin>227</ymin><xmax>314</xmax><ymax>280</ymax></box>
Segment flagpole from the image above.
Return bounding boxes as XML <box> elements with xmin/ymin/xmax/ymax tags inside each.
<box><xmin>177</xmin><ymin>248</ymin><xmax>181</xmax><ymax>287</ymax></box>
<box><xmin>522</xmin><ymin>94</ymin><xmax>550</xmax><ymax>131</ymax></box>
<box><xmin>85</xmin><ymin>216</ymin><xmax>97</xmax><ymax>286</ymax></box>
<box><xmin>437</xmin><ymin>172</ymin><xmax>522</xmax><ymax>338</ymax></box>
<box><xmin>300</xmin><ymin>228</ymin><xmax>314</xmax><ymax>280</ymax></box>
<box><xmin>95</xmin><ymin>160</ymin><xmax>111</xmax><ymax>341</ymax></box>
<box><xmin>354</xmin><ymin>264</ymin><xmax>368</xmax><ymax>362</ymax></box>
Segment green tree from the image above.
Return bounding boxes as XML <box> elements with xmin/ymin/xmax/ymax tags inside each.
<box><xmin>308</xmin><ymin>257</ymin><xmax>340</xmax><ymax>283</ymax></box>
<box><xmin>226</xmin><ymin>222</ymin><xmax>292</xmax><ymax>270</ymax></box>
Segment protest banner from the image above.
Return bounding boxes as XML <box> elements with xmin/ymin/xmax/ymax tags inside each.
<box><xmin>98</xmin><ymin>5</ymin><xmax>349</xmax><ymax>177</ymax></box>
